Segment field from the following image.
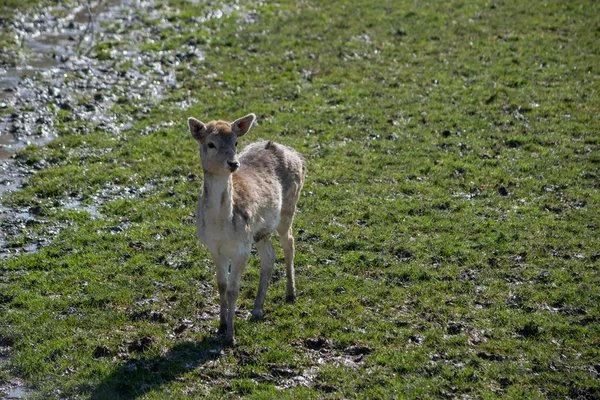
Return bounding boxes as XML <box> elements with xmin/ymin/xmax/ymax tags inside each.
<box><xmin>0</xmin><ymin>0</ymin><xmax>599</xmax><ymax>398</ymax></box>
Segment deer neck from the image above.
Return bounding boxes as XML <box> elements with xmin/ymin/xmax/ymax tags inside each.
<box><xmin>202</xmin><ymin>172</ymin><xmax>233</xmax><ymax>219</ymax></box>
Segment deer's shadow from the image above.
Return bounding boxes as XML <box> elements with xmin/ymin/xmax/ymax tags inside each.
<box><xmin>90</xmin><ymin>335</ymin><xmax>224</xmax><ymax>400</ymax></box>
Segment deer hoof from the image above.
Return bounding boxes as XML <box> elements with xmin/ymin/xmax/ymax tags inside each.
<box><xmin>250</xmin><ymin>309</ymin><xmax>264</xmax><ymax>322</ymax></box>
<box><xmin>285</xmin><ymin>294</ymin><xmax>296</xmax><ymax>304</ymax></box>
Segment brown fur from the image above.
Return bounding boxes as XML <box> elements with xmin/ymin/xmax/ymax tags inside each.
<box><xmin>188</xmin><ymin>113</ymin><xmax>306</xmax><ymax>346</ymax></box>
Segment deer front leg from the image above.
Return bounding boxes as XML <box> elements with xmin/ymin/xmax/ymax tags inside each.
<box><xmin>225</xmin><ymin>249</ymin><xmax>250</xmax><ymax>346</ymax></box>
<box><xmin>213</xmin><ymin>256</ymin><xmax>229</xmax><ymax>334</ymax></box>
<box><xmin>251</xmin><ymin>237</ymin><xmax>275</xmax><ymax>321</ymax></box>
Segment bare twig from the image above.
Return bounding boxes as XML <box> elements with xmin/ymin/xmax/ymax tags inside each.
<box><xmin>75</xmin><ymin>0</ymin><xmax>95</xmax><ymax>56</ymax></box>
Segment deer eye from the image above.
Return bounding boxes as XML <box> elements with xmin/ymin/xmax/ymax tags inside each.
<box><xmin>208</xmin><ymin>143</ymin><xmax>216</xmax><ymax>149</ymax></box>
<box><xmin>235</xmin><ymin>141</ymin><xmax>238</xmax><ymax>147</ymax></box>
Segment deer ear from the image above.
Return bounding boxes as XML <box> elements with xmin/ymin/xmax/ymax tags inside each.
<box><xmin>188</xmin><ymin>117</ymin><xmax>207</xmax><ymax>141</ymax></box>
<box><xmin>231</xmin><ymin>113</ymin><xmax>256</xmax><ymax>137</ymax></box>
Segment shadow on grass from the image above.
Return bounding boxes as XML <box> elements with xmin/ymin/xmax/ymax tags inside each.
<box><xmin>90</xmin><ymin>335</ymin><xmax>224</xmax><ymax>400</ymax></box>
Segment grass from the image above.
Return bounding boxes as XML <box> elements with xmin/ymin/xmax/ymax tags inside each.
<box><xmin>1</xmin><ymin>0</ymin><xmax>599</xmax><ymax>398</ymax></box>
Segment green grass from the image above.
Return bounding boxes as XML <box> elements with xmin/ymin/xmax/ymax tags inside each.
<box><xmin>1</xmin><ymin>0</ymin><xmax>599</xmax><ymax>398</ymax></box>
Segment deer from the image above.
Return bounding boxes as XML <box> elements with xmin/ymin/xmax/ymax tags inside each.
<box><xmin>188</xmin><ymin>113</ymin><xmax>306</xmax><ymax>346</ymax></box>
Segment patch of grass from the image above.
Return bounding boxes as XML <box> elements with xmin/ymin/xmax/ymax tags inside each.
<box><xmin>1</xmin><ymin>0</ymin><xmax>599</xmax><ymax>398</ymax></box>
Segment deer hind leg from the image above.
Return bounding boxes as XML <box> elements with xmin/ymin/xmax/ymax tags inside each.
<box><xmin>277</xmin><ymin>213</ymin><xmax>296</xmax><ymax>303</ymax></box>
<box><xmin>251</xmin><ymin>236</ymin><xmax>275</xmax><ymax>322</ymax></box>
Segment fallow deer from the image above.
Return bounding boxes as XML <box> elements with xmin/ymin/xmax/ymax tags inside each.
<box><xmin>188</xmin><ymin>113</ymin><xmax>306</xmax><ymax>346</ymax></box>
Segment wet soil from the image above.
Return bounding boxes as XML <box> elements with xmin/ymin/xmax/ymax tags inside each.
<box><xmin>0</xmin><ymin>0</ymin><xmax>200</xmax><ymax>259</ymax></box>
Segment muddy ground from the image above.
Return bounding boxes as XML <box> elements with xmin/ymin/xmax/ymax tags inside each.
<box><xmin>0</xmin><ymin>0</ymin><xmax>217</xmax><ymax>260</ymax></box>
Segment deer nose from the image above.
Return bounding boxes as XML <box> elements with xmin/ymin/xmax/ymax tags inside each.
<box><xmin>227</xmin><ymin>160</ymin><xmax>240</xmax><ymax>171</ymax></box>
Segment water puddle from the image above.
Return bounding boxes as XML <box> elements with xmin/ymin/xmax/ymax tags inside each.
<box><xmin>62</xmin><ymin>199</ymin><xmax>102</xmax><ymax>218</ymax></box>
<box><xmin>0</xmin><ymin>372</ymin><xmax>31</xmax><ymax>399</ymax></box>
<box><xmin>0</xmin><ymin>133</ymin><xmax>16</xmax><ymax>158</ymax></box>
<box><xmin>5</xmin><ymin>386</ymin><xmax>29</xmax><ymax>399</ymax></box>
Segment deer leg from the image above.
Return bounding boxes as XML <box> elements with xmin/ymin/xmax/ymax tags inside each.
<box><xmin>281</xmin><ymin>230</ymin><xmax>296</xmax><ymax>303</ymax></box>
<box><xmin>251</xmin><ymin>237</ymin><xmax>275</xmax><ymax>321</ymax></box>
<box><xmin>278</xmin><ymin>215</ymin><xmax>296</xmax><ymax>303</ymax></box>
<box><xmin>213</xmin><ymin>255</ymin><xmax>229</xmax><ymax>334</ymax></box>
<box><xmin>225</xmin><ymin>249</ymin><xmax>250</xmax><ymax>346</ymax></box>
